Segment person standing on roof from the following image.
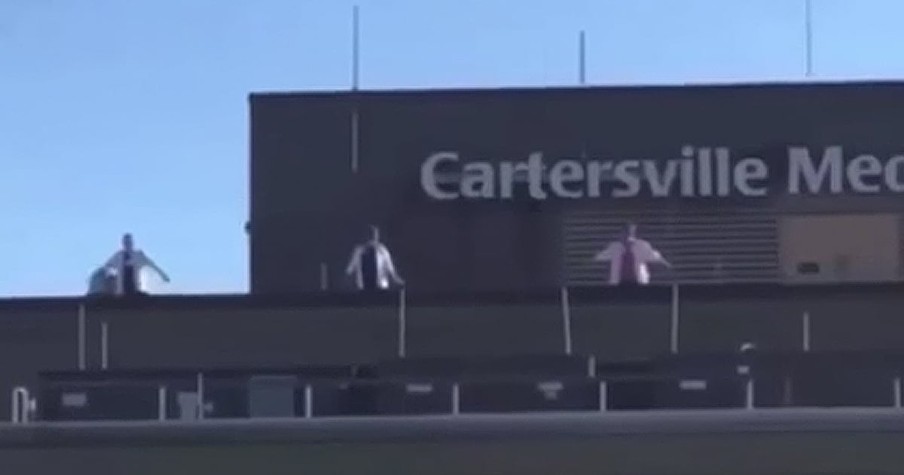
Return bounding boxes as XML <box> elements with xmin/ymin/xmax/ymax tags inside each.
<box><xmin>593</xmin><ymin>223</ymin><xmax>671</xmax><ymax>286</ymax></box>
<box><xmin>103</xmin><ymin>233</ymin><xmax>170</xmax><ymax>296</ymax></box>
<box><xmin>345</xmin><ymin>225</ymin><xmax>405</xmax><ymax>291</ymax></box>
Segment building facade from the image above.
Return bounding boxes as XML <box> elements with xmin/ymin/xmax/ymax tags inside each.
<box><xmin>249</xmin><ymin>81</ymin><xmax>904</xmax><ymax>293</ymax></box>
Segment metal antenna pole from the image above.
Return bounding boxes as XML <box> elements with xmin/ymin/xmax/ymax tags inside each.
<box><xmin>578</xmin><ymin>30</ymin><xmax>587</xmax><ymax>85</ymax></box>
<box><xmin>349</xmin><ymin>5</ymin><xmax>361</xmax><ymax>173</ymax></box>
<box><xmin>352</xmin><ymin>5</ymin><xmax>360</xmax><ymax>90</ymax></box>
<box><xmin>804</xmin><ymin>0</ymin><xmax>814</xmax><ymax>77</ymax></box>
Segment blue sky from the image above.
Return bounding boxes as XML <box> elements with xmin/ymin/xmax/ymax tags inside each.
<box><xmin>0</xmin><ymin>0</ymin><xmax>902</xmax><ymax>296</ymax></box>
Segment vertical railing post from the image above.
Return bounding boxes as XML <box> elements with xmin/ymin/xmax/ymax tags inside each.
<box><xmin>894</xmin><ymin>377</ymin><xmax>902</xmax><ymax>409</ymax></box>
<box><xmin>745</xmin><ymin>377</ymin><xmax>755</xmax><ymax>410</ymax></box>
<box><xmin>670</xmin><ymin>284</ymin><xmax>680</xmax><ymax>353</ymax></box>
<box><xmin>783</xmin><ymin>374</ymin><xmax>794</xmax><ymax>407</ymax></box>
<box><xmin>451</xmin><ymin>383</ymin><xmax>460</xmax><ymax>415</ymax></box>
<box><xmin>304</xmin><ymin>384</ymin><xmax>314</xmax><ymax>418</ymax></box>
<box><xmin>11</xmin><ymin>387</ymin><xmax>30</xmax><ymax>424</ymax></box>
<box><xmin>77</xmin><ymin>304</ymin><xmax>86</xmax><ymax>370</ymax></box>
<box><xmin>10</xmin><ymin>389</ymin><xmax>20</xmax><ymax>424</ymax></box>
<box><xmin>158</xmin><ymin>385</ymin><xmax>167</xmax><ymax>421</ymax></box>
<box><xmin>100</xmin><ymin>321</ymin><xmax>109</xmax><ymax>370</ymax></box>
<box><xmin>397</xmin><ymin>288</ymin><xmax>407</xmax><ymax>358</ymax></box>
<box><xmin>350</xmin><ymin>109</ymin><xmax>360</xmax><ymax>172</ymax></box>
<box><xmin>598</xmin><ymin>381</ymin><xmax>607</xmax><ymax>412</ymax></box>
<box><xmin>319</xmin><ymin>263</ymin><xmax>329</xmax><ymax>291</ymax></box>
<box><xmin>561</xmin><ymin>286</ymin><xmax>573</xmax><ymax>355</ymax></box>
<box><xmin>195</xmin><ymin>372</ymin><xmax>205</xmax><ymax>420</ymax></box>
<box><xmin>802</xmin><ymin>311</ymin><xmax>811</xmax><ymax>352</ymax></box>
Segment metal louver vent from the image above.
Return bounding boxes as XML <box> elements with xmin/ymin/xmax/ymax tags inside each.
<box><xmin>899</xmin><ymin>214</ymin><xmax>904</xmax><ymax>280</ymax></box>
<box><xmin>563</xmin><ymin>209</ymin><xmax>780</xmax><ymax>285</ymax></box>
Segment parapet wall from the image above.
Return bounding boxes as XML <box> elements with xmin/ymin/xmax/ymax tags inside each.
<box><xmin>1</xmin><ymin>282</ymin><xmax>904</xmax><ymax>420</ymax></box>
<box><xmin>3</xmin><ymin>410</ymin><xmax>904</xmax><ymax>475</ymax></box>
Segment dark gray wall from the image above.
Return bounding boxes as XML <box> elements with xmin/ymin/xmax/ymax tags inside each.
<box><xmin>0</xmin><ymin>305</ymin><xmax>79</xmax><ymax>424</ymax></box>
<box><xmin>678</xmin><ymin>285</ymin><xmax>904</xmax><ymax>354</ymax></box>
<box><xmin>83</xmin><ymin>305</ymin><xmax>398</xmax><ymax>369</ymax></box>
<box><xmin>250</xmin><ymin>82</ymin><xmax>904</xmax><ymax>294</ymax></box>
<box><xmin>3</xmin><ymin>284</ymin><xmax>904</xmax><ymax>420</ymax></box>
<box><xmin>3</xmin><ymin>432</ymin><xmax>904</xmax><ymax>475</ymax></box>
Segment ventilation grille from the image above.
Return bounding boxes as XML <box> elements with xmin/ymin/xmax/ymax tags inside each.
<box><xmin>563</xmin><ymin>209</ymin><xmax>780</xmax><ymax>285</ymax></box>
<box><xmin>899</xmin><ymin>214</ymin><xmax>904</xmax><ymax>280</ymax></box>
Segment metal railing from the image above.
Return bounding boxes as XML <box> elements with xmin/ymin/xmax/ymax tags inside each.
<box><xmin>71</xmin><ymin>284</ymin><xmax>820</xmax><ymax>374</ymax></box>
<box><xmin>390</xmin><ymin>284</ymin><xmax>813</xmax><ymax>357</ymax></box>
<box><xmin>11</xmin><ymin>387</ymin><xmax>34</xmax><ymax>424</ymax></box>
<box><xmin>11</xmin><ymin>373</ymin><xmax>812</xmax><ymax>423</ymax></box>
<box><xmin>0</xmin><ymin>287</ymin><xmax>890</xmax><ymax>424</ymax></box>
<box><xmin>17</xmin><ymin>357</ymin><xmax>904</xmax><ymax>423</ymax></box>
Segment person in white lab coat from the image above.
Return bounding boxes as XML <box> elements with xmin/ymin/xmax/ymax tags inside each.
<box><xmin>345</xmin><ymin>226</ymin><xmax>404</xmax><ymax>291</ymax></box>
<box><xmin>593</xmin><ymin>223</ymin><xmax>671</xmax><ymax>286</ymax></box>
<box><xmin>102</xmin><ymin>233</ymin><xmax>170</xmax><ymax>296</ymax></box>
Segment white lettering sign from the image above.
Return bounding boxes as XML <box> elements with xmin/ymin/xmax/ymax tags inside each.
<box><xmin>420</xmin><ymin>146</ymin><xmax>904</xmax><ymax>200</ymax></box>
<box><xmin>788</xmin><ymin>146</ymin><xmax>843</xmax><ymax>194</ymax></box>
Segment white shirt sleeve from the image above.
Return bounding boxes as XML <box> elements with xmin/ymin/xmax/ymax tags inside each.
<box><xmin>345</xmin><ymin>246</ymin><xmax>361</xmax><ymax>275</ymax></box>
<box><xmin>104</xmin><ymin>251</ymin><xmax>122</xmax><ymax>270</ymax></box>
<box><xmin>594</xmin><ymin>242</ymin><xmax>619</xmax><ymax>261</ymax></box>
<box><xmin>378</xmin><ymin>245</ymin><xmax>400</xmax><ymax>279</ymax></box>
<box><xmin>636</xmin><ymin>241</ymin><xmax>664</xmax><ymax>263</ymax></box>
<box><xmin>132</xmin><ymin>251</ymin><xmax>153</xmax><ymax>268</ymax></box>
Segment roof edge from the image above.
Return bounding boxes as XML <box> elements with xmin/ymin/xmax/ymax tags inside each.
<box><xmin>248</xmin><ymin>78</ymin><xmax>904</xmax><ymax>100</ymax></box>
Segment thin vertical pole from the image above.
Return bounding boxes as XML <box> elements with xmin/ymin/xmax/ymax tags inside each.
<box><xmin>350</xmin><ymin>109</ymin><xmax>359</xmax><ymax>173</ymax></box>
<box><xmin>578</xmin><ymin>30</ymin><xmax>587</xmax><ymax>85</ymax></box>
<box><xmin>804</xmin><ymin>0</ymin><xmax>814</xmax><ymax>77</ymax></box>
<box><xmin>304</xmin><ymin>384</ymin><xmax>314</xmax><ymax>418</ymax></box>
<box><xmin>158</xmin><ymin>386</ymin><xmax>167</xmax><ymax>421</ymax></box>
<box><xmin>451</xmin><ymin>383</ymin><xmax>461</xmax><ymax>415</ymax></box>
<box><xmin>10</xmin><ymin>389</ymin><xmax>17</xmax><ymax>423</ymax></box>
<box><xmin>11</xmin><ymin>388</ymin><xmax>21</xmax><ymax>423</ymax></box>
<box><xmin>670</xmin><ymin>284</ymin><xmax>680</xmax><ymax>353</ymax></box>
<box><xmin>352</xmin><ymin>5</ymin><xmax>360</xmax><ymax>90</ymax></box>
<box><xmin>11</xmin><ymin>387</ymin><xmax>29</xmax><ymax>424</ymax></box>
<box><xmin>100</xmin><ymin>321</ymin><xmax>109</xmax><ymax>370</ymax></box>
<box><xmin>783</xmin><ymin>375</ymin><xmax>794</xmax><ymax>406</ymax></box>
<box><xmin>77</xmin><ymin>304</ymin><xmax>86</xmax><ymax>370</ymax></box>
<box><xmin>196</xmin><ymin>372</ymin><xmax>205</xmax><ymax>420</ymax></box>
<box><xmin>319</xmin><ymin>263</ymin><xmax>329</xmax><ymax>291</ymax></box>
<box><xmin>894</xmin><ymin>377</ymin><xmax>902</xmax><ymax>409</ymax></box>
<box><xmin>398</xmin><ymin>288</ymin><xmax>407</xmax><ymax>358</ymax></box>
<box><xmin>598</xmin><ymin>381</ymin><xmax>607</xmax><ymax>412</ymax></box>
<box><xmin>802</xmin><ymin>311</ymin><xmax>811</xmax><ymax>352</ymax></box>
<box><xmin>349</xmin><ymin>5</ymin><xmax>361</xmax><ymax>174</ymax></box>
<box><xmin>560</xmin><ymin>286</ymin><xmax>573</xmax><ymax>355</ymax></box>
<box><xmin>745</xmin><ymin>377</ymin><xmax>755</xmax><ymax>410</ymax></box>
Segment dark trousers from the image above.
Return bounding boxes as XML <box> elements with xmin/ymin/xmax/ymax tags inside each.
<box><xmin>121</xmin><ymin>266</ymin><xmax>144</xmax><ymax>296</ymax></box>
<box><xmin>362</xmin><ymin>278</ymin><xmax>378</xmax><ymax>292</ymax></box>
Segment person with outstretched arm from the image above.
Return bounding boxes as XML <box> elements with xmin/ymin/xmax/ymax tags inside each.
<box><xmin>345</xmin><ymin>225</ymin><xmax>404</xmax><ymax>291</ymax></box>
<box><xmin>103</xmin><ymin>233</ymin><xmax>170</xmax><ymax>296</ymax></box>
<box><xmin>593</xmin><ymin>223</ymin><xmax>670</xmax><ymax>286</ymax></box>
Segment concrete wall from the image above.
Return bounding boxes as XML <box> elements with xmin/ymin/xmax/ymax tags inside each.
<box><xmin>0</xmin><ymin>302</ymin><xmax>79</xmax><ymax>426</ymax></box>
<box><xmin>3</xmin><ymin>283</ymin><xmax>904</xmax><ymax>420</ymax></box>
<box><xmin>4</xmin><ymin>411</ymin><xmax>904</xmax><ymax>475</ymax></box>
<box><xmin>83</xmin><ymin>304</ymin><xmax>398</xmax><ymax>369</ymax></box>
<box><xmin>9</xmin><ymin>435</ymin><xmax>904</xmax><ymax>475</ymax></box>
